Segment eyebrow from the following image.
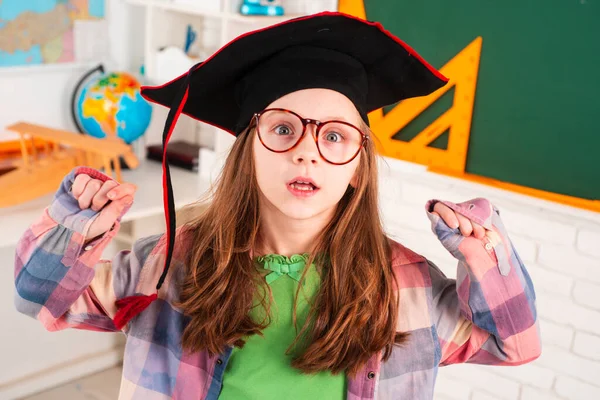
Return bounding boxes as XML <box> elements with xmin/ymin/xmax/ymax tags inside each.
<box><xmin>322</xmin><ymin>115</ymin><xmax>349</xmax><ymax>121</ymax></box>
<box><xmin>307</xmin><ymin>115</ymin><xmax>357</xmax><ymax>124</ymax></box>
<box><xmin>282</xmin><ymin>109</ymin><xmax>361</xmax><ymax>126</ymax></box>
<box><xmin>321</xmin><ymin>116</ymin><xmax>363</xmax><ymax>128</ymax></box>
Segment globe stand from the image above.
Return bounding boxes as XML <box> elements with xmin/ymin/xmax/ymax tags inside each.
<box><xmin>111</xmin><ymin>156</ymin><xmax>132</xmax><ymax>171</ymax></box>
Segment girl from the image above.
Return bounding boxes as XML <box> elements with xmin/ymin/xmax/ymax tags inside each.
<box><xmin>14</xmin><ymin>12</ymin><xmax>541</xmax><ymax>400</ymax></box>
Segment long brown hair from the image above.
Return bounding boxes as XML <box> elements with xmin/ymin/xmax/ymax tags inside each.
<box><xmin>176</xmin><ymin>124</ymin><xmax>408</xmax><ymax>377</ymax></box>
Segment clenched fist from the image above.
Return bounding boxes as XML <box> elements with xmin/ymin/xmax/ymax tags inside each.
<box><xmin>71</xmin><ymin>173</ymin><xmax>137</xmax><ymax>240</ymax></box>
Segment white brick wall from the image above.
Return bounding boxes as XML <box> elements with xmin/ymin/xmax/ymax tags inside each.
<box><xmin>521</xmin><ymin>386</ymin><xmax>564</xmax><ymax>400</ymax></box>
<box><xmin>538</xmin><ymin>244</ymin><xmax>600</xmax><ymax>283</ymax></box>
<box><xmin>442</xmin><ymin>364</ymin><xmax>521</xmax><ymax>400</ymax></box>
<box><xmin>555</xmin><ymin>375</ymin><xmax>600</xmax><ymax>400</ymax></box>
<box><xmin>377</xmin><ymin>157</ymin><xmax>600</xmax><ymax>400</ymax></box>
<box><xmin>577</xmin><ymin>229</ymin><xmax>600</xmax><ymax>258</ymax></box>
<box><xmin>538</xmin><ymin>321</ymin><xmax>574</xmax><ymax>349</ymax></box>
<box><xmin>471</xmin><ymin>392</ymin><xmax>504</xmax><ymax>400</ymax></box>
<box><xmin>572</xmin><ymin>281</ymin><xmax>600</xmax><ymax>310</ymax></box>
<box><xmin>572</xmin><ymin>332</ymin><xmax>600</xmax><ymax>361</ymax></box>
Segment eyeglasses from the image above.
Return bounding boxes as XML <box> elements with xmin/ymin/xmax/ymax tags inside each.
<box><xmin>253</xmin><ymin>108</ymin><xmax>369</xmax><ymax>165</ymax></box>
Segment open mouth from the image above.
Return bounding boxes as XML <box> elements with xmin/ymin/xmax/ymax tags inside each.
<box><xmin>286</xmin><ymin>177</ymin><xmax>320</xmax><ymax>197</ymax></box>
<box><xmin>289</xmin><ymin>181</ymin><xmax>318</xmax><ymax>191</ymax></box>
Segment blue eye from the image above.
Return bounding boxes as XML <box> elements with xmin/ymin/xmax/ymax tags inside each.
<box><xmin>325</xmin><ymin>132</ymin><xmax>343</xmax><ymax>142</ymax></box>
<box><xmin>274</xmin><ymin>125</ymin><xmax>293</xmax><ymax>135</ymax></box>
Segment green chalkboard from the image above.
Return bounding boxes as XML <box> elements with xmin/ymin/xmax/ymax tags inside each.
<box><xmin>365</xmin><ymin>0</ymin><xmax>600</xmax><ymax>200</ymax></box>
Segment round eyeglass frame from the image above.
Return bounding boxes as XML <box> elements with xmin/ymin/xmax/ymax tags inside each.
<box><xmin>252</xmin><ymin>108</ymin><xmax>369</xmax><ymax>165</ymax></box>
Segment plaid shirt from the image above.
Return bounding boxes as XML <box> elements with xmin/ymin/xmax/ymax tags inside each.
<box><xmin>14</xmin><ymin>167</ymin><xmax>541</xmax><ymax>399</ymax></box>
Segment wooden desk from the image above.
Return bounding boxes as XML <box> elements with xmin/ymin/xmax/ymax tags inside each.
<box><xmin>0</xmin><ymin>161</ymin><xmax>209</xmax><ymax>247</ymax></box>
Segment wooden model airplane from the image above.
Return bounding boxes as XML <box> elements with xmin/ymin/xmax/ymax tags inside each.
<box><xmin>0</xmin><ymin>122</ymin><xmax>139</xmax><ymax>207</ymax></box>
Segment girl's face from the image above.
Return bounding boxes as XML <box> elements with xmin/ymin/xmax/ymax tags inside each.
<box><xmin>253</xmin><ymin>88</ymin><xmax>363</xmax><ymax>220</ymax></box>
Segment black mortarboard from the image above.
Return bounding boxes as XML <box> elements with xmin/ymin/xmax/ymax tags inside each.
<box><xmin>113</xmin><ymin>11</ymin><xmax>448</xmax><ymax>329</ymax></box>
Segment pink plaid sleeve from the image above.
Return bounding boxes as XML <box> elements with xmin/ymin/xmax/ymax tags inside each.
<box><xmin>13</xmin><ymin>167</ymin><xmax>159</xmax><ymax>333</ymax></box>
<box><xmin>426</xmin><ymin>198</ymin><xmax>541</xmax><ymax>366</ymax></box>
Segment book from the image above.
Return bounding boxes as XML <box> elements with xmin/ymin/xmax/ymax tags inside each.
<box><xmin>146</xmin><ymin>140</ymin><xmax>201</xmax><ymax>171</ymax></box>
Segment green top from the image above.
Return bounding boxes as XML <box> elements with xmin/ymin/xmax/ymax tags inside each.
<box><xmin>219</xmin><ymin>253</ymin><xmax>346</xmax><ymax>399</ymax></box>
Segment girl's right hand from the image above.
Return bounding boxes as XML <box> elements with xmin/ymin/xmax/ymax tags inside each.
<box><xmin>71</xmin><ymin>173</ymin><xmax>137</xmax><ymax>240</ymax></box>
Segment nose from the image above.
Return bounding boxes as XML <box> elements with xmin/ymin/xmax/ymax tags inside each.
<box><xmin>292</xmin><ymin>123</ymin><xmax>320</xmax><ymax>165</ymax></box>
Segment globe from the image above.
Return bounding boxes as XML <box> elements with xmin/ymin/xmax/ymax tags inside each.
<box><xmin>74</xmin><ymin>71</ymin><xmax>152</xmax><ymax>144</ymax></box>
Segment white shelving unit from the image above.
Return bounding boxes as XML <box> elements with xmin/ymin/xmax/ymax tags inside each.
<box><xmin>127</xmin><ymin>0</ymin><xmax>305</xmax><ymax>23</ymax></box>
<box><xmin>124</xmin><ymin>0</ymin><xmax>338</xmax><ymax>182</ymax></box>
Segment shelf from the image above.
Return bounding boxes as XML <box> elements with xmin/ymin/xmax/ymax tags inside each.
<box><xmin>227</xmin><ymin>13</ymin><xmax>302</xmax><ymax>24</ymax></box>
<box><xmin>126</xmin><ymin>0</ymin><xmax>225</xmax><ymax>18</ymax></box>
<box><xmin>125</xmin><ymin>0</ymin><xmax>326</xmax><ymax>180</ymax></box>
<box><xmin>125</xmin><ymin>0</ymin><xmax>302</xmax><ymax>23</ymax></box>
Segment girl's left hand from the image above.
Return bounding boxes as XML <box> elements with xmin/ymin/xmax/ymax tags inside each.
<box><xmin>432</xmin><ymin>202</ymin><xmax>487</xmax><ymax>239</ymax></box>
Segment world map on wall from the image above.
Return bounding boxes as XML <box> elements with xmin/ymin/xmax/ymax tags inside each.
<box><xmin>0</xmin><ymin>0</ymin><xmax>105</xmax><ymax>67</ymax></box>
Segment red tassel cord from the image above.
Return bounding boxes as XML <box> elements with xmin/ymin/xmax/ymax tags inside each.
<box><xmin>113</xmin><ymin>293</ymin><xmax>158</xmax><ymax>330</ymax></box>
<box><xmin>112</xmin><ymin>68</ymin><xmax>185</xmax><ymax>331</ymax></box>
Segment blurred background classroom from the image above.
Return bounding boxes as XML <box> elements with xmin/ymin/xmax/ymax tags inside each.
<box><xmin>0</xmin><ymin>0</ymin><xmax>599</xmax><ymax>399</ymax></box>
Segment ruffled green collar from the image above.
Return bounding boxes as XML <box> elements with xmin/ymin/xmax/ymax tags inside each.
<box><xmin>254</xmin><ymin>253</ymin><xmax>311</xmax><ymax>284</ymax></box>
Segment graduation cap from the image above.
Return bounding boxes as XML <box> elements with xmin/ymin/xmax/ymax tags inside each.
<box><xmin>112</xmin><ymin>11</ymin><xmax>448</xmax><ymax>330</ymax></box>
